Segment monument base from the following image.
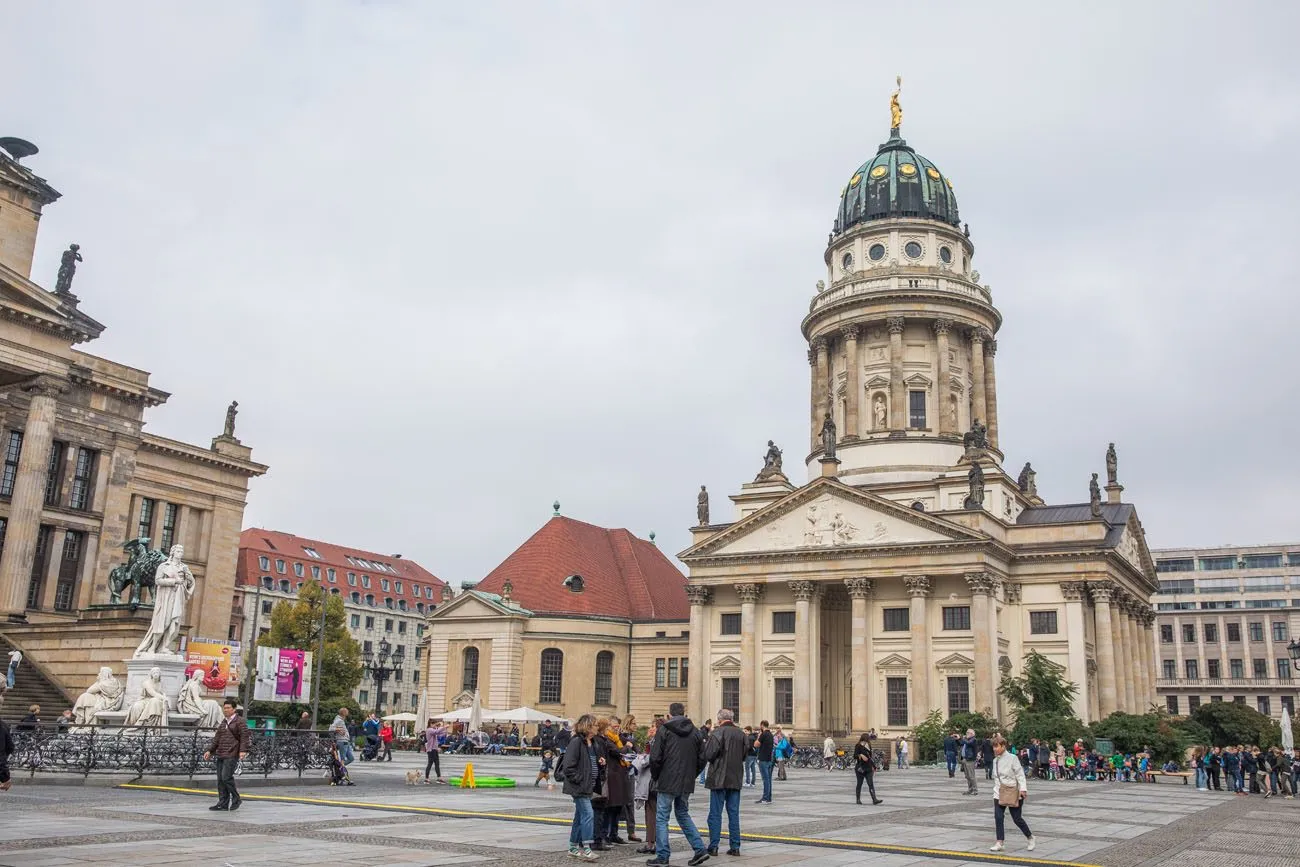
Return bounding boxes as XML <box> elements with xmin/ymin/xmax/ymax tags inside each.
<box><xmin>123</xmin><ymin>655</ymin><xmax>190</xmax><ymax>711</ymax></box>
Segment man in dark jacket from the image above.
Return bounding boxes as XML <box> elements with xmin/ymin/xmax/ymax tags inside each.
<box><xmin>648</xmin><ymin>702</ymin><xmax>709</xmax><ymax>866</ymax></box>
<box><xmin>980</xmin><ymin>736</ymin><xmax>995</xmax><ymax>780</ymax></box>
<box><xmin>703</xmin><ymin>709</ymin><xmax>745</xmax><ymax>857</ymax></box>
<box><xmin>943</xmin><ymin>732</ymin><xmax>958</xmax><ymax>777</ymax></box>
<box><xmin>755</xmin><ymin>721</ymin><xmax>774</xmax><ymax>804</ymax></box>
<box><xmin>0</xmin><ymin>717</ymin><xmax>14</xmax><ymax>791</ymax></box>
<box><xmin>958</xmin><ymin>729</ymin><xmax>978</xmax><ymax>795</ymax></box>
<box><xmin>203</xmin><ymin>699</ymin><xmax>250</xmax><ymax>811</ymax></box>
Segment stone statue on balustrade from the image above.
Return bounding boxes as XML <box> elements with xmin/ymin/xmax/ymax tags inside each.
<box><xmin>964</xmin><ymin>462</ymin><xmax>985</xmax><ymax>510</ymax></box>
<box><xmin>1017</xmin><ymin>462</ymin><xmax>1037</xmax><ymax>497</ymax></box>
<box><xmin>177</xmin><ymin>669</ymin><xmax>224</xmax><ymax>729</ymax></box>
<box><xmin>1105</xmin><ymin>442</ymin><xmax>1118</xmax><ymax>485</ymax></box>
<box><xmin>54</xmin><ymin>243</ymin><xmax>82</xmax><ymax>294</ymax></box>
<box><xmin>755</xmin><ymin>440</ymin><xmax>785</xmax><ymax>481</ymax></box>
<box><xmin>820</xmin><ymin>413</ymin><xmax>837</xmax><ymax>459</ymax></box>
<box><xmin>223</xmin><ymin>400</ymin><xmax>239</xmax><ymax>439</ymax></box>
<box><xmin>133</xmin><ymin>545</ymin><xmax>195</xmax><ymax>658</ymax></box>
<box><xmin>696</xmin><ymin>485</ymin><xmax>709</xmax><ymax>527</ymax></box>
<box><xmin>123</xmin><ymin>667</ymin><xmax>169</xmax><ymax>729</ymax></box>
<box><xmin>72</xmin><ymin>666</ymin><xmax>124</xmax><ymax>727</ymax></box>
<box><xmin>1089</xmin><ymin>473</ymin><xmax>1103</xmax><ymax>517</ymax></box>
<box><xmin>962</xmin><ymin>420</ymin><xmax>988</xmax><ymax>454</ymax></box>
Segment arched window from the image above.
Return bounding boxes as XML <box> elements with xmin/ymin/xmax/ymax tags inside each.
<box><xmin>539</xmin><ymin>648</ymin><xmax>564</xmax><ymax>704</ymax></box>
<box><xmin>351</xmin><ymin>591</ymin><xmax>360</xmax><ymax>604</ymax></box>
<box><xmin>279</xmin><ymin>579</ymin><xmax>291</xmax><ymax>593</ymax></box>
<box><xmin>462</xmin><ymin>647</ymin><xmax>480</xmax><ymax>691</ymax></box>
<box><xmin>594</xmin><ymin>651</ymin><xmax>614</xmax><ymax>705</ymax></box>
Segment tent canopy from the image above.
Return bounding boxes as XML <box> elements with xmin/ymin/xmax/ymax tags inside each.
<box><xmin>490</xmin><ymin>706</ymin><xmax>571</xmax><ymax>724</ymax></box>
<box><xmin>383</xmin><ymin>712</ymin><xmax>419</xmax><ymax>722</ymax></box>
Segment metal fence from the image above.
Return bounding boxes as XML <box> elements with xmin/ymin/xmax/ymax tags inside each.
<box><xmin>9</xmin><ymin>726</ymin><xmax>335</xmax><ymax>779</ymax></box>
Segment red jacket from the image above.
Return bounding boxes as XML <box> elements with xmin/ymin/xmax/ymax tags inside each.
<box><xmin>380</xmin><ymin>725</ymin><xmax>394</xmax><ymax>743</ymax></box>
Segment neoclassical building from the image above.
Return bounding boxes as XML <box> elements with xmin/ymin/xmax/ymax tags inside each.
<box><xmin>679</xmin><ymin>102</ymin><xmax>1158</xmax><ymax>737</ymax></box>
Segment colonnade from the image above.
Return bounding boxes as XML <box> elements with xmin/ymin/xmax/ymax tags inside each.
<box><xmin>1063</xmin><ymin>580</ymin><xmax>1157</xmax><ymax>718</ymax></box>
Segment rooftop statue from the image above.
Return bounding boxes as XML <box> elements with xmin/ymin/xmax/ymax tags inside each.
<box><xmin>890</xmin><ymin>75</ymin><xmax>903</xmax><ymax>129</ymax></box>
<box><xmin>54</xmin><ymin>243</ymin><xmax>82</xmax><ymax>294</ymax></box>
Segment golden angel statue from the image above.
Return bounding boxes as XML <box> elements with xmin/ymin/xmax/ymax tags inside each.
<box><xmin>890</xmin><ymin>75</ymin><xmax>903</xmax><ymax>129</ymax></box>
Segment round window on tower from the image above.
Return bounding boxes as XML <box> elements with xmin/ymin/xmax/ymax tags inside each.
<box><xmin>904</xmin><ymin>241</ymin><xmax>923</xmax><ymax>259</ymax></box>
<box><xmin>939</xmin><ymin>246</ymin><xmax>952</xmax><ymax>265</ymax></box>
<box><xmin>868</xmin><ymin>243</ymin><xmax>886</xmax><ymax>261</ymax></box>
<box><xmin>841</xmin><ymin>252</ymin><xmax>854</xmax><ymax>271</ymax></box>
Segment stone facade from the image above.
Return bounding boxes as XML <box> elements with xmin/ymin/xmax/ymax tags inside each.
<box><xmin>0</xmin><ymin>143</ymin><xmax>266</xmax><ymax>697</ymax></box>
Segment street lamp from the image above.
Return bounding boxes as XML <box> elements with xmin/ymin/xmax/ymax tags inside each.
<box><xmin>1288</xmin><ymin>638</ymin><xmax>1300</xmax><ymax>670</ymax></box>
<box><xmin>361</xmin><ymin>637</ymin><xmax>403</xmax><ymax>717</ymax></box>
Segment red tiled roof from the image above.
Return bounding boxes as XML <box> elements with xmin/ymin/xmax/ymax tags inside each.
<box><xmin>474</xmin><ymin>516</ymin><xmax>688</xmax><ymax>622</ymax></box>
<box><xmin>237</xmin><ymin>528</ymin><xmax>446</xmax><ymax>610</ymax></box>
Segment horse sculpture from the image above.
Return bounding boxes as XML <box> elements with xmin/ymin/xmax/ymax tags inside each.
<box><xmin>107</xmin><ymin>538</ymin><xmax>167</xmax><ymax>607</ymax></box>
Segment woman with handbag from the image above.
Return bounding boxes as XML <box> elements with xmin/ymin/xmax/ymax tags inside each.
<box><xmin>989</xmin><ymin>735</ymin><xmax>1034</xmax><ymax>852</ymax></box>
<box><xmin>853</xmin><ymin>733</ymin><xmax>882</xmax><ymax>805</ymax></box>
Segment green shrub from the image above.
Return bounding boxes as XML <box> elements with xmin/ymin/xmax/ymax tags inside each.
<box><xmin>1008</xmin><ymin>711</ymin><xmax>1091</xmax><ymax>749</ymax></box>
<box><xmin>1090</xmin><ymin>712</ymin><xmax>1182</xmax><ymax>762</ymax></box>
<box><xmin>946</xmin><ymin>711</ymin><xmax>1001</xmax><ymax>739</ymax></box>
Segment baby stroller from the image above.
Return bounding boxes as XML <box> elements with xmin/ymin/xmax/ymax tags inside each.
<box><xmin>361</xmin><ymin>735</ymin><xmax>380</xmax><ymax>762</ymax></box>
<box><xmin>327</xmin><ymin>745</ymin><xmax>354</xmax><ymax>786</ymax></box>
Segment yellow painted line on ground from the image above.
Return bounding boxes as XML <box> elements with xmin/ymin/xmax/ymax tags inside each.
<box><xmin>118</xmin><ymin>783</ymin><xmax>1100</xmax><ymax>867</ymax></box>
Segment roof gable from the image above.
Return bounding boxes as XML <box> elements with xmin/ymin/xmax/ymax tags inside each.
<box><xmin>682</xmin><ymin>477</ymin><xmax>983</xmax><ymax>560</ymax></box>
<box><xmin>430</xmin><ymin>590</ymin><xmax>529</xmax><ymax>620</ymax></box>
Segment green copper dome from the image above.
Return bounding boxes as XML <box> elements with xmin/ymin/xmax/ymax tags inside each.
<box><xmin>834</xmin><ymin>127</ymin><xmax>959</xmax><ymax>233</ymax></box>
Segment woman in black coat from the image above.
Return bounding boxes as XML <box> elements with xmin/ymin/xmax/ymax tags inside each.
<box><xmin>559</xmin><ymin>714</ymin><xmax>601</xmax><ymax>861</ymax></box>
<box><xmin>594</xmin><ymin>718</ymin><xmax>633</xmax><ymax>849</ymax></box>
<box><xmin>854</xmin><ymin>733</ymin><xmax>882</xmax><ymax>805</ymax></box>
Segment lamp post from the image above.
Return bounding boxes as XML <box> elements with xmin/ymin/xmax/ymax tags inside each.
<box><xmin>361</xmin><ymin>637</ymin><xmax>403</xmax><ymax>717</ymax></box>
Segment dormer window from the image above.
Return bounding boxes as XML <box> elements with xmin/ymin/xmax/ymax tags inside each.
<box><xmin>564</xmin><ymin>574</ymin><xmax>584</xmax><ymax>593</ymax></box>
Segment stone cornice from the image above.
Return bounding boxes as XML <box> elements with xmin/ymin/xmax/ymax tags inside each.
<box><xmin>140</xmin><ymin>434</ymin><xmax>268</xmax><ymax>478</ymax></box>
<box><xmin>802</xmin><ymin>289</ymin><xmax>1000</xmax><ymax>342</ymax></box>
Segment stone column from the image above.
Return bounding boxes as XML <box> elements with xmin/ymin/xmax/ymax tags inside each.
<box><xmin>903</xmin><ymin>575</ymin><xmax>932</xmax><ymax>719</ymax></box>
<box><xmin>686</xmin><ymin>585</ymin><xmax>712</xmax><ymax>721</ymax></box>
<box><xmin>1091</xmin><ymin>583</ymin><xmax>1119</xmax><ymax>718</ymax></box>
<box><xmin>0</xmin><ymin>376</ymin><xmax>67</xmax><ymax>621</ymax></box>
<box><xmin>814</xmin><ymin>337</ymin><xmax>830</xmax><ymax>450</ymax></box>
<box><xmin>1061</xmin><ymin>582</ymin><xmax>1091</xmax><ymax>719</ymax></box>
<box><xmin>969</xmin><ymin>328</ymin><xmax>988</xmax><ymax>430</ymax></box>
<box><xmin>841</xmin><ymin>325</ymin><xmax>860</xmax><ymax>440</ymax></box>
<box><xmin>1138</xmin><ymin>609</ymin><xmax>1155</xmax><ymax>709</ymax></box>
<box><xmin>1116</xmin><ymin>595</ymin><xmax>1137</xmax><ymax>712</ymax></box>
<box><xmin>736</xmin><ymin>583</ymin><xmax>763</xmax><ymax>723</ymax></box>
<box><xmin>887</xmin><ymin>317</ymin><xmax>906</xmax><ymax>431</ymax></box>
<box><xmin>966</xmin><ymin>572</ymin><xmax>998</xmax><ymax>714</ymax></box>
<box><xmin>790</xmin><ymin>580</ymin><xmax>817</xmax><ymax>734</ymax></box>
<box><xmin>1126</xmin><ymin>605</ymin><xmax>1145</xmax><ymax>711</ymax></box>
<box><xmin>808</xmin><ymin>347</ymin><xmax>819</xmax><ymax>451</ymax></box>
<box><xmin>934</xmin><ymin>319</ymin><xmax>953</xmax><ymax>434</ymax></box>
<box><xmin>845</xmin><ymin>578</ymin><xmax>874</xmax><ymax>733</ymax></box>
<box><xmin>984</xmin><ymin>337</ymin><xmax>1000</xmax><ymax>449</ymax></box>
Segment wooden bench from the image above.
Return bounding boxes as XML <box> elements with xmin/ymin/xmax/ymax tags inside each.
<box><xmin>1157</xmin><ymin>771</ymin><xmax>1193</xmax><ymax>785</ymax></box>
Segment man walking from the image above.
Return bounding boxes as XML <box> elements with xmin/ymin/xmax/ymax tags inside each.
<box><xmin>203</xmin><ymin>699</ymin><xmax>250</xmax><ymax>811</ymax></box>
<box><xmin>742</xmin><ymin>726</ymin><xmax>757</xmax><ymax>788</ymax></box>
<box><xmin>295</xmin><ymin>711</ymin><xmax>312</xmax><ymax>732</ymax></box>
<box><xmin>943</xmin><ymin>731</ymin><xmax>958</xmax><ymax>778</ymax></box>
<box><xmin>958</xmin><ymin>728</ymin><xmax>979</xmax><ymax>795</ymax></box>
<box><xmin>647</xmin><ymin>702</ymin><xmax>710</xmax><ymax>866</ymax></box>
<box><xmin>754</xmin><ymin>721</ymin><xmax>774</xmax><ymax>804</ymax></box>
<box><xmin>703</xmin><ymin>709</ymin><xmax>745</xmax><ymax>857</ymax></box>
<box><xmin>330</xmin><ymin>707</ymin><xmax>354</xmax><ymax>765</ymax></box>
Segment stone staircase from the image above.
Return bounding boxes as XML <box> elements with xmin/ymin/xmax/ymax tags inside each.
<box><xmin>0</xmin><ymin>632</ymin><xmax>74</xmax><ymax>723</ymax></box>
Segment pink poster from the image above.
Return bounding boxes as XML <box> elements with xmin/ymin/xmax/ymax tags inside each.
<box><xmin>275</xmin><ymin>649</ymin><xmax>306</xmax><ymax>701</ymax></box>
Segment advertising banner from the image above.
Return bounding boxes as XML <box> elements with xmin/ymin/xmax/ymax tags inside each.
<box><xmin>184</xmin><ymin>638</ymin><xmax>239</xmax><ymax>692</ymax></box>
<box><xmin>253</xmin><ymin>646</ymin><xmax>313</xmax><ymax>703</ymax></box>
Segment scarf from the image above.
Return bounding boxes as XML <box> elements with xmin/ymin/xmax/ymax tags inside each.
<box><xmin>605</xmin><ymin>730</ymin><xmax>628</xmax><ymax>766</ymax></box>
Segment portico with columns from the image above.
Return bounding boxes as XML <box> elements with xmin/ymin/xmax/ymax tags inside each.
<box><xmin>680</xmin><ymin>101</ymin><xmax>1157</xmax><ymax>736</ymax></box>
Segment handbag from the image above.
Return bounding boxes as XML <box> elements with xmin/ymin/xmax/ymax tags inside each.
<box><xmin>998</xmin><ymin>784</ymin><xmax>1020</xmax><ymax>806</ymax></box>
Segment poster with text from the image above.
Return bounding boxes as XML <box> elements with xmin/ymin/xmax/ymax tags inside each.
<box><xmin>253</xmin><ymin>647</ymin><xmax>313</xmax><ymax>703</ymax></box>
<box><xmin>184</xmin><ymin>638</ymin><xmax>239</xmax><ymax>692</ymax></box>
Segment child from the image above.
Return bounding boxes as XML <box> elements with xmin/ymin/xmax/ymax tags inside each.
<box><xmin>1064</xmin><ymin>754</ymin><xmax>1076</xmax><ymax>780</ymax></box>
<box><xmin>1048</xmin><ymin>754</ymin><xmax>1060</xmax><ymax>781</ymax></box>
<box><xmin>535</xmin><ymin>749</ymin><xmax>554</xmax><ymax>788</ymax></box>
<box><xmin>328</xmin><ymin>743</ymin><xmax>354</xmax><ymax>786</ymax></box>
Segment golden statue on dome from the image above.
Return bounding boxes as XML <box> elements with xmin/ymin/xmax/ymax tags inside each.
<box><xmin>890</xmin><ymin>75</ymin><xmax>903</xmax><ymax>129</ymax></box>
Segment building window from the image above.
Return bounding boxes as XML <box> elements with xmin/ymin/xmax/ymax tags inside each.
<box><xmin>159</xmin><ymin>503</ymin><xmax>178</xmax><ymax>551</ymax></box>
<box><xmin>1230</xmin><ymin>659</ymin><xmax>1244</xmax><ymax>678</ymax></box>
<box><xmin>714</xmin><ymin>676</ymin><xmax>739</xmax><ymax>714</ymax></box>
<box><xmin>384</xmin><ymin>619</ymin><xmax>393</xmax><ymax>633</ymax></box>
<box><xmin>1207</xmin><ymin>659</ymin><xmax>1221</xmax><ymax>678</ymax></box>
<box><xmin>882</xmin><ymin>608</ymin><xmax>909</xmax><ymax>632</ymax></box>
<box><xmin>1252</xmin><ymin>659</ymin><xmax>1267</xmax><ymax>678</ymax></box>
<box><xmin>1233</xmin><ymin>696</ymin><xmax>1245</xmax><ymax>705</ymax></box>
<box><xmin>947</xmin><ymin>676</ymin><xmax>970</xmax><ymax>714</ymax></box>
<box><xmin>1162</xmin><ymin>660</ymin><xmax>1176</xmax><ymax>679</ymax></box>
<box><xmin>303</xmin><ymin>547</ymin><xmax>320</xmax><ymax>559</ymax></box>
<box><xmin>1159</xmin><ymin>579</ymin><xmax>1195</xmax><ymax>594</ymax></box>
<box><xmin>595</xmin><ymin>651</ymin><xmax>614</xmax><ymax>705</ymax></box>
<box><xmin>719</xmin><ymin>613</ymin><xmax>741</xmax><ymax>635</ymax></box>
<box><xmin>362</xmin><ymin>575</ymin><xmax>371</xmax><ymax>588</ymax></box>
<box><xmin>1242</xmin><ymin>554</ymin><xmax>1283</xmax><ymax>569</ymax></box>
<box><xmin>1156</xmin><ymin>558</ymin><xmax>1194</xmax><ymax>573</ymax></box>
<box><xmin>1245</xmin><ymin>599</ymin><xmax>1287</xmax><ymax>609</ymax></box>
<box><xmin>1290</xmin><ymin>554</ymin><xmax>1300</xmax><ymax>567</ymax></box>
<box><xmin>1257</xmin><ymin>696</ymin><xmax>1271</xmax><ymax>716</ymax></box>
<box><xmin>261</xmin><ymin>600</ymin><xmax>273</xmax><ymax>615</ymax></box>
<box><xmin>351</xmin><ymin>592</ymin><xmax>360</xmax><ymax>604</ymax></box>
<box><xmin>656</xmin><ymin>658</ymin><xmax>666</xmax><ymax>688</ymax></box>
<box><xmin>1248</xmin><ymin>622</ymin><xmax>1264</xmax><ymax>642</ymax></box>
<box><xmin>668</xmin><ymin>658</ymin><xmax>680</xmax><ymax>688</ymax></box>
<box><xmin>1278</xmin><ymin>659</ymin><xmax>1293</xmax><ymax>680</ymax></box>
<box><xmin>1242</xmin><ymin>576</ymin><xmax>1286</xmax><ymax>592</ymax></box>
<box><xmin>942</xmin><ymin>606</ymin><xmax>970</xmax><ymax>630</ymax></box>
<box><xmin>774</xmin><ymin>678</ymin><xmax>793</xmax><ymax>726</ymax></box>
<box><xmin>461</xmin><ymin>646</ymin><xmax>479</xmax><ymax>691</ymax></box>
<box><xmin>328</xmin><ymin>569</ymin><xmax>336</xmax><ymax>583</ymax></box>
<box><xmin>293</xmin><ymin>562</ymin><xmax>304</xmax><ymax>577</ymax></box>
<box><xmin>398</xmin><ymin>621</ymin><xmax>406</xmax><ymax>634</ymax></box>
<box><xmin>310</xmin><ymin>565</ymin><xmax>320</xmax><ymax>580</ymax></box>
<box><xmin>27</xmin><ymin>525</ymin><xmax>54</xmax><ymax>609</ymax></box>
<box><xmin>365</xmin><ymin>594</ymin><xmax>374</xmax><ymax>606</ymax></box>
<box><xmin>43</xmin><ymin>441</ymin><xmax>66</xmax><ymax>506</ymax></box>
<box><xmin>347</xmin><ymin>573</ymin><xmax>357</xmax><ymax>586</ymax></box>
<box><xmin>381</xmin><ymin>579</ymin><xmax>390</xmax><ymax>592</ymax></box>
<box><xmin>359</xmin><ymin>690</ymin><xmax>368</xmax><ymax>705</ymax></box>
<box><xmin>1198</xmin><ymin>577</ymin><xmax>1239</xmax><ymax>592</ymax></box>
<box><xmin>1283</xmin><ymin>696</ymin><xmax>1295</xmax><ymax>714</ymax></box>
<box><xmin>137</xmin><ymin>498</ymin><xmax>156</xmax><ymax>540</ymax></box>
<box><xmin>1160</xmin><ymin>624</ymin><xmax>1174</xmax><ymax>643</ymax></box>
<box><xmin>1188</xmin><ymin>696</ymin><xmax>1202</xmax><ymax>711</ymax></box>
<box><xmin>278</xmin><ymin>579</ymin><xmax>290</xmax><ymax>593</ymax></box>
<box><xmin>385</xmin><ymin>598</ymin><xmax>394</xmax><ymax>610</ymax></box>
<box><xmin>1158</xmin><ymin>602</ymin><xmax>1196</xmax><ymax>611</ymax></box>
<box><xmin>350</xmin><ymin>614</ymin><xmax>360</xmax><ymax>628</ymax></box>
<box><xmin>1227</xmin><ymin>622</ymin><xmax>1241</xmax><ymax>642</ymax></box>
<box><xmin>67</xmin><ymin>447</ymin><xmax>96</xmax><ymax>510</ymax></box>
<box><xmin>1182</xmin><ymin>624</ymin><xmax>1195</xmax><ymax>643</ymax></box>
<box><xmin>363</xmin><ymin>640</ymin><xmax>373</xmax><ymax>654</ymax></box>
<box><xmin>54</xmin><ymin>530</ymin><xmax>83</xmax><ymax>611</ymax></box>
<box><xmin>1272</xmin><ymin>622</ymin><xmax>1288</xmax><ymax>642</ymax></box>
<box><xmin>681</xmin><ymin>657</ymin><xmax>688</xmax><ymax>688</ymax></box>
<box><xmin>1201</xmin><ymin>600</ymin><xmax>1240</xmax><ymax>610</ymax></box>
<box><xmin>261</xmin><ymin>576</ymin><xmax>272</xmax><ymax>589</ymax></box>
<box><xmin>886</xmin><ymin>677</ymin><xmax>908</xmax><ymax>727</ymax></box>
<box><xmin>1</xmin><ymin>431</ymin><xmax>23</xmax><ymax>497</ymax></box>
<box><xmin>539</xmin><ymin>648</ymin><xmax>563</xmax><ymax>704</ymax></box>
<box><xmin>772</xmin><ymin>611</ymin><xmax>795</xmax><ymax>633</ymax></box>
<box><xmin>259</xmin><ymin>555</ymin><xmax>270</xmax><ymax>571</ymax></box>
<box><xmin>395</xmin><ymin>581</ymin><xmax>402</xmax><ymax>593</ymax></box>
<box><xmin>1029</xmin><ymin>611</ymin><xmax>1058</xmax><ymax>634</ymax></box>
<box><xmin>1166</xmin><ymin>696</ymin><xmax>1180</xmax><ymax>715</ymax></box>
<box><xmin>1184</xmin><ymin>659</ymin><xmax>1199</xmax><ymax>679</ymax></box>
<box><xmin>908</xmin><ymin>390</ymin><xmax>927</xmax><ymax>428</ymax></box>
<box><xmin>273</xmin><ymin>559</ymin><xmax>284</xmax><ymax>573</ymax></box>
<box><xmin>1199</xmin><ymin>556</ymin><xmax>1236</xmax><ymax>571</ymax></box>
<box><xmin>364</xmin><ymin>615</ymin><xmax>374</xmax><ymax>629</ymax></box>
<box><xmin>1203</xmin><ymin>623</ymin><xmax>1218</xmax><ymax>643</ymax></box>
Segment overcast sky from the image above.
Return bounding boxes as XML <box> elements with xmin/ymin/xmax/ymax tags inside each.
<box><xmin>9</xmin><ymin>2</ymin><xmax>1300</xmax><ymax>583</ymax></box>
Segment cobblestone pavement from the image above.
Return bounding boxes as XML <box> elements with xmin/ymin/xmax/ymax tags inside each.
<box><xmin>1</xmin><ymin>753</ymin><xmax>1294</xmax><ymax>866</ymax></box>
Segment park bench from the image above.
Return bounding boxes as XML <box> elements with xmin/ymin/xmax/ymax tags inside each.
<box><xmin>1156</xmin><ymin>770</ymin><xmax>1193</xmax><ymax>784</ymax></box>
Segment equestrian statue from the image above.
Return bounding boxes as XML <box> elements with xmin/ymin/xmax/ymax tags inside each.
<box><xmin>108</xmin><ymin>537</ymin><xmax>168</xmax><ymax>607</ymax></box>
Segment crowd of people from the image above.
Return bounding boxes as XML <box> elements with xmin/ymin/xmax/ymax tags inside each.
<box><xmin>1192</xmin><ymin>745</ymin><xmax>1296</xmax><ymax>797</ymax></box>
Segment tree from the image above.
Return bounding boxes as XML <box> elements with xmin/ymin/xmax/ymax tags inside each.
<box><xmin>911</xmin><ymin>709</ymin><xmax>945</xmax><ymax>762</ymax></box>
<box><xmin>1091</xmin><ymin>712</ymin><xmax>1181</xmax><ymax>762</ymax></box>
<box><xmin>946</xmin><ymin>711</ymin><xmax>1001</xmax><ymax>739</ymax></box>
<box><xmin>999</xmin><ymin>650</ymin><xmax>1079</xmax><ymax>717</ymax></box>
<box><xmin>1190</xmin><ymin>701</ymin><xmax>1294</xmax><ymax>749</ymax></box>
<box><xmin>1008</xmin><ymin>712</ymin><xmax>1091</xmax><ymax>751</ymax></box>
<box><xmin>256</xmin><ymin>580</ymin><xmax>362</xmax><ymax>712</ymax></box>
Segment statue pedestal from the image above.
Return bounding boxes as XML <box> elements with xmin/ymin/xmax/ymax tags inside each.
<box><xmin>123</xmin><ymin>655</ymin><xmax>190</xmax><ymax>712</ymax></box>
<box><xmin>819</xmin><ymin>456</ymin><xmax>841</xmax><ymax>479</ymax></box>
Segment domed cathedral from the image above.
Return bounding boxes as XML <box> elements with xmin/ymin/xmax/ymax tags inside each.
<box><xmin>679</xmin><ymin>87</ymin><xmax>1158</xmax><ymax>739</ymax></box>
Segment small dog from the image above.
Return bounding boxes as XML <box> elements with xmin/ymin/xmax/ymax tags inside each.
<box><xmin>405</xmin><ymin>771</ymin><xmax>422</xmax><ymax>785</ymax></box>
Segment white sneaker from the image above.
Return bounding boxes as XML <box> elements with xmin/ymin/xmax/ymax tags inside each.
<box><xmin>990</xmin><ymin>842</ymin><xmax>1004</xmax><ymax>852</ymax></box>
<box><xmin>1027</xmin><ymin>837</ymin><xmax>1036</xmax><ymax>851</ymax></box>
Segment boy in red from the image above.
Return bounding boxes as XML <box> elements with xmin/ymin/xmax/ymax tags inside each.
<box><xmin>380</xmin><ymin>721</ymin><xmax>395</xmax><ymax>761</ymax></box>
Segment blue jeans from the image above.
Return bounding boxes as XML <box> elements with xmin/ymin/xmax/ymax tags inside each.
<box><xmin>1194</xmin><ymin>767</ymin><xmax>1206</xmax><ymax>788</ymax></box>
<box><xmin>336</xmin><ymin>741</ymin><xmax>355</xmax><ymax>765</ymax></box>
<box><xmin>656</xmin><ymin>792</ymin><xmax>705</xmax><ymax>861</ymax></box>
<box><xmin>758</xmin><ymin>760</ymin><xmax>773</xmax><ymax>801</ymax></box>
<box><xmin>569</xmin><ymin>795</ymin><xmax>594</xmax><ymax>847</ymax></box>
<box><xmin>743</xmin><ymin>755</ymin><xmax>757</xmax><ymax>785</ymax></box>
<box><xmin>707</xmin><ymin>788</ymin><xmax>741</xmax><ymax>852</ymax></box>
<box><xmin>946</xmin><ymin>754</ymin><xmax>957</xmax><ymax>776</ymax></box>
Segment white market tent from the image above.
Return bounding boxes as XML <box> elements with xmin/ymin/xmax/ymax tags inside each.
<box><xmin>382</xmin><ymin>712</ymin><xmax>419</xmax><ymax>722</ymax></box>
<box><xmin>490</xmin><ymin>706</ymin><xmax>571</xmax><ymax>725</ymax></box>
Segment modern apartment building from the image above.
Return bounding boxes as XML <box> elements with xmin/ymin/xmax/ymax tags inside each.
<box><xmin>1152</xmin><ymin>544</ymin><xmax>1300</xmax><ymax>720</ymax></box>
